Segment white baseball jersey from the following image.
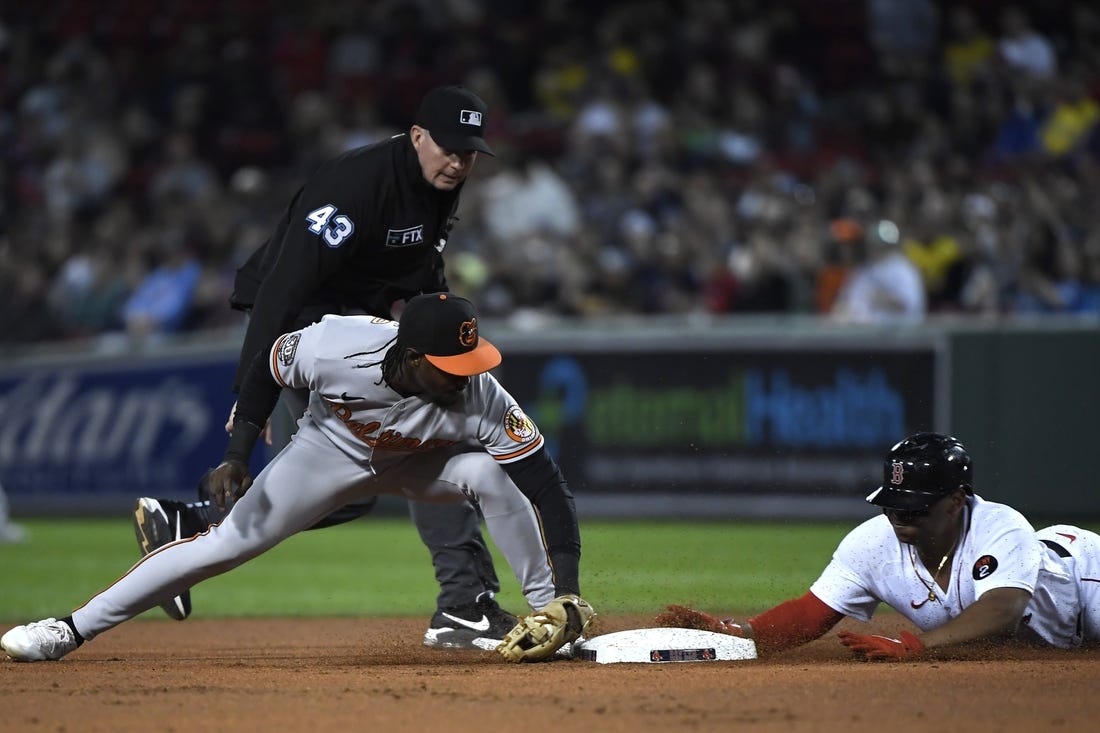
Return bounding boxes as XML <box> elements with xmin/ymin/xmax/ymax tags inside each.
<box><xmin>810</xmin><ymin>494</ymin><xmax>1087</xmax><ymax>648</ymax></box>
<box><xmin>270</xmin><ymin>314</ymin><xmax>544</xmax><ymax>474</ymax></box>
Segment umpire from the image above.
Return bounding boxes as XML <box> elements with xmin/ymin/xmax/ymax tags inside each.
<box><xmin>133</xmin><ymin>85</ymin><xmax>516</xmax><ymax>649</ymax></box>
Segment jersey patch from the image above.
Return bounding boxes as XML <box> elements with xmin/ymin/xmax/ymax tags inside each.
<box><xmin>504</xmin><ymin>405</ymin><xmax>538</xmax><ymax>443</ymax></box>
<box><xmin>972</xmin><ymin>554</ymin><xmax>999</xmax><ymax>580</ymax></box>
<box><xmin>278</xmin><ymin>333</ymin><xmax>301</xmax><ymax>366</ymax></box>
<box><xmin>386</xmin><ymin>225</ymin><xmax>424</xmax><ymax>247</ymax></box>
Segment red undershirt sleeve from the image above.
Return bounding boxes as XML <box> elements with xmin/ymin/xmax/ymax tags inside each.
<box><xmin>747</xmin><ymin>591</ymin><xmax>846</xmax><ymax>653</ymax></box>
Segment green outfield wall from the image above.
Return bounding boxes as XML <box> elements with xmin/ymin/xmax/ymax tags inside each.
<box><xmin>948</xmin><ymin>326</ymin><xmax>1100</xmax><ymax>520</ymax></box>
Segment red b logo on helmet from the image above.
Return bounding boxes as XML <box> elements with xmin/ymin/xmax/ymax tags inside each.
<box><xmin>891</xmin><ymin>461</ymin><xmax>905</xmax><ymax>485</ymax></box>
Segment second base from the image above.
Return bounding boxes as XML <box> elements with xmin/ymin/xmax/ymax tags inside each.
<box><xmin>573</xmin><ymin>627</ymin><xmax>757</xmax><ymax>664</ymax></box>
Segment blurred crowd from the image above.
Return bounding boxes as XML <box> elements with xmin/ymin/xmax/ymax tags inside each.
<box><xmin>2</xmin><ymin>0</ymin><xmax>1099</xmax><ymax>347</ymax></box>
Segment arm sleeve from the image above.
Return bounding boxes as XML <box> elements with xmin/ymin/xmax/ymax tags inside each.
<box><xmin>500</xmin><ymin>447</ymin><xmax>582</xmax><ymax>597</ymax></box>
<box><xmin>224</xmin><ymin>349</ymin><xmax>282</xmax><ymax>462</ymax></box>
<box><xmin>747</xmin><ymin>591</ymin><xmax>846</xmax><ymax>653</ymax></box>
<box><xmin>233</xmin><ymin>349</ymin><xmax>284</xmax><ymax>430</ymax></box>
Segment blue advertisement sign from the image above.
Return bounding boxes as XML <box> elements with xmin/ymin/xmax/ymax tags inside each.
<box><xmin>0</xmin><ymin>337</ymin><xmax>939</xmax><ymax>516</ymax></box>
<box><xmin>0</xmin><ymin>353</ymin><xmax>239</xmax><ymax>501</ymax></box>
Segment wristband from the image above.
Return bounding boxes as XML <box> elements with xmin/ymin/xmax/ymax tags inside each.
<box><xmin>225</xmin><ymin>420</ymin><xmax>262</xmax><ymax>464</ymax></box>
<box><xmin>549</xmin><ymin>549</ymin><xmax>581</xmax><ymax>597</ymax></box>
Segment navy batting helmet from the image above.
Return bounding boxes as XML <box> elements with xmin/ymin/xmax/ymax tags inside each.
<box><xmin>865</xmin><ymin>432</ymin><xmax>973</xmax><ymax>512</ymax></box>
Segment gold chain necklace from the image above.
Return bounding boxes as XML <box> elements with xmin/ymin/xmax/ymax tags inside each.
<box><xmin>909</xmin><ymin>538</ymin><xmax>957</xmax><ymax>603</ymax></box>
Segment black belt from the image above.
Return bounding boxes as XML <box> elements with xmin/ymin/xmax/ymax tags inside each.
<box><xmin>1040</xmin><ymin>539</ymin><xmax>1072</xmax><ymax>558</ymax></box>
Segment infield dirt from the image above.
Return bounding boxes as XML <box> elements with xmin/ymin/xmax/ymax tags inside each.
<box><xmin>2</xmin><ymin>614</ymin><xmax>1098</xmax><ymax>732</ymax></box>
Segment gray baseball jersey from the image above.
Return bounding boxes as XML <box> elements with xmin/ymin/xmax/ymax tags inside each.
<box><xmin>271</xmin><ymin>314</ymin><xmax>544</xmax><ymax>475</ymax></box>
<box><xmin>71</xmin><ymin>315</ymin><xmax>557</xmax><ymax>639</ymax></box>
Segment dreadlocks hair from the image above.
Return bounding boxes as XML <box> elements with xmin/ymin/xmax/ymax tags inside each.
<box><xmin>344</xmin><ymin>334</ymin><xmax>401</xmax><ymax>386</ymax></box>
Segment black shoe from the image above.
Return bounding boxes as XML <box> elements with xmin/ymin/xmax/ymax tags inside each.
<box><xmin>422</xmin><ymin>593</ymin><xmax>518</xmax><ymax>651</ymax></box>
<box><xmin>132</xmin><ymin>498</ymin><xmax>207</xmax><ymax>621</ymax></box>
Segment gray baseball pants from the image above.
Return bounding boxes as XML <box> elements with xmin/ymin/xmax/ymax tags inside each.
<box><xmin>72</xmin><ymin>417</ymin><xmax>556</xmax><ymax>639</ymax></box>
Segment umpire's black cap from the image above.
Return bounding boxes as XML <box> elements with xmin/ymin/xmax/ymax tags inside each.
<box><xmin>414</xmin><ymin>86</ymin><xmax>494</xmax><ymax>156</ymax></box>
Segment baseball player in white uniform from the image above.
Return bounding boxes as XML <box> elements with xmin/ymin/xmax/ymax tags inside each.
<box><xmin>2</xmin><ymin>294</ymin><xmax>591</xmax><ymax>662</ymax></box>
<box><xmin>658</xmin><ymin>432</ymin><xmax>1100</xmax><ymax>658</ymax></box>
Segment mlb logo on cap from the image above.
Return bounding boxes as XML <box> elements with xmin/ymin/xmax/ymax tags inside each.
<box><xmin>414</xmin><ymin>85</ymin><xmax>494</xmax><ymax>155</ymax></box>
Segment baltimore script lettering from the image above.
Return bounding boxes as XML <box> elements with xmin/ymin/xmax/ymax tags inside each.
<box><xmin>327</xmin><ymin>400</ymin><xmax>457</xmax><ymax>452</ymax></box>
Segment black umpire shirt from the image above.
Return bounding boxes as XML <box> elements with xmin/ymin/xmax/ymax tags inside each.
<box><xmin>229</xmin><ymin>133</ymin><xmax>461</xmax><ymax>395</ymax></box>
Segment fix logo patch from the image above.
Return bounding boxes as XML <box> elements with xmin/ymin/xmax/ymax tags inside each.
<box><xmin>278</xmin><ymin>333</ymin><xmax>301</xmax><ymax>366</ymax></box>
<box><xmin>460</xmin><ymin>110</ymin><xmax>482</xmax><ymax>126</ymax></box>
<box><xmin>972</xmin><ymin>554</ymin><xmax>999</xmax><ymax>580</ymax></box>
<box><xmin>891</xmin><ymin>461</ymin><xmax>905</xmax><ymax>484</ymax></box>
<box><xmin>386</xmin><ymin>225</ymin><xmax>425</xmax><ymax>247</ymax></box>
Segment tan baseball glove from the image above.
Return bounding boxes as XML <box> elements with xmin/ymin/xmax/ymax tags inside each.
<box><xmin>496</xmin><ymin>594</ymin><xmax>596</xmax><ymax>662</ymax></box>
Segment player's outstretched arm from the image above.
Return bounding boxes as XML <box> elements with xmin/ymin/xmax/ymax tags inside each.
<box><xmin>839</xmin><ymin>587</ymin><xmax>1032</xmax><ymax>661</ymax></box>
<box><xmin>919</xmin><ymin>586</ymin><xmax>1033</xmax><ymax>648</ymax></box>
<box><xmin>495</xmin><ymin>448</ymin><xmax>593</xmax><ymax>663</ymax></box>
<box><xmin>657</xmin><ymin>592</ymin><xmax>845</xmax><ymax>655</ymax></box>
<box><xmin>500</xmin><ymin>448</ymin><xmax>581</xmax><ymax>597</ymax></box>
<box><xmin>655</xmin><ymin>606</ymin><xmax>748</xmax><ymax>636</ymax></box>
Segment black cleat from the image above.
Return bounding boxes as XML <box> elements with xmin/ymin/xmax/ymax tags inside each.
<box><xmin>132</xmin><ymin>498</ymin><xmax>205</xmax><ymax>621</ymax></box>
<box><xmin>422</xmin><ymin>592</ymin><xmax>518</xmax><ymax>651</ymax></box>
